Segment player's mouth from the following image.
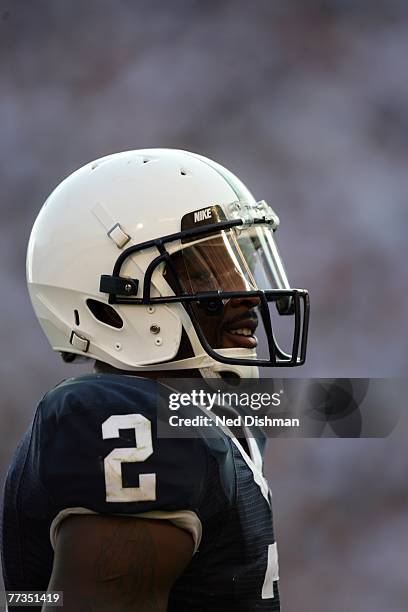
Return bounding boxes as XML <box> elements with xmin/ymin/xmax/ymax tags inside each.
<box><xmin>222</xmin><ymin>318</ymin><xmax>258</xmax><ymax>348</ymax></box>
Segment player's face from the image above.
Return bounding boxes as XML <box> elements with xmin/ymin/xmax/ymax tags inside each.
<box><xmin>195</xmin><ymin>293</ymin><xmax>260</xmax><ymax>350</ymax></box>
<box><xmin>165</xmin><ymin>235</ymin><xmax>261</xmax><ymax>350</ymax></box>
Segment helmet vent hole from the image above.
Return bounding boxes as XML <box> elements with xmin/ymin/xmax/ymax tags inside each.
<box><xmin>86</xmin><ymin>299</ymin><xmax>123</xmax><ymax>329</ymax></box>
<box><xmin>180</xmin><ymin>169</ymin><xmax>187</xmax><ymax>176</ymax></box>
<box><xmin>142</xmin><ymin>158</ymin><xmax>150</xmax><ymax>164</ymax></box>
<box><xmin>74</xmin><ymin>309</ymin><xmax>80</xmax><ymax>326</ymax></box>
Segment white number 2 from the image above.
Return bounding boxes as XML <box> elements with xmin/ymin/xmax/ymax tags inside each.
<box><xmin>102</xmin><ymin>413</ymin><xmax>156</xmax><ymax>503</ymax></box>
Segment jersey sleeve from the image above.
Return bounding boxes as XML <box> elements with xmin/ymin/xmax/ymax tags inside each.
<box><xmin>33</xmin><ymin>378</ymin><xmax>220</xmax><ymax>550</ymax></box>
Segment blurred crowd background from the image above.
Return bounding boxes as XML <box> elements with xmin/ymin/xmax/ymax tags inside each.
<box><xmin>1</xmin><ymin>1</ymin><xmax>407</xmax><ymax>610</ymax></box>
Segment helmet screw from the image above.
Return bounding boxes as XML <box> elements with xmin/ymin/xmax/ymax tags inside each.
<box><xmin>147</xmin><ymin>306</ymin><xmax>155</xmax><ymax>314</ymax></box>
<box><xmin>150</xmin><ymin>324</ymin><xmax>160</xmax><ymax>334</ymax></box>
<box><xmin>124</xmin><ymin>283</ymin><xmax>133</xmax><ymax>293</ymax></box>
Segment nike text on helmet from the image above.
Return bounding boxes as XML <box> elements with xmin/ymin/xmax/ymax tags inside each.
<box><xmin>26</xmin><ymin>149</ymin><xmax>310</xmax><ymax>379</ymax></box>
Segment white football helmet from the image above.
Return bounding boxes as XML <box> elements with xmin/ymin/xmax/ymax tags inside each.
<box><xmin>26</xmin><ymin>149</ymin><xmax>309</xmax><ymax>379</ymax></box>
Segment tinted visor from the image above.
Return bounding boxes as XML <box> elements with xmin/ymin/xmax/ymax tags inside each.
<box><xmin>164</xmin><ymin>226</ymin><xmax>291</xmax><ymax>295</ymax></box>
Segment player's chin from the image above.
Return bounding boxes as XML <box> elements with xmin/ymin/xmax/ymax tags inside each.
<box><xmin>220</xmin><ymin>331</ymin><xmax>258</xmax><ymax>349</ymax></box>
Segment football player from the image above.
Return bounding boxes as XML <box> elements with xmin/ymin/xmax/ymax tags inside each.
<box><xmin>0</xmin><ymin>149</ymin><xmax>309</xmax><ymax>611</ymax></box>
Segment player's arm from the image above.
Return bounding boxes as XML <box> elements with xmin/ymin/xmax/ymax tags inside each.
<box><xmin>44</xmin><ymin>514</ymin><xmax>194</xmax><ymax>612</ymax></box>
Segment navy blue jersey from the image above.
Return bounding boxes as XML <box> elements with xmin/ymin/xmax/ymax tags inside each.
<box><xmin>1</xmin><ymin>374</ymin><xmax>280</xmax><ymax>611</ymax></box>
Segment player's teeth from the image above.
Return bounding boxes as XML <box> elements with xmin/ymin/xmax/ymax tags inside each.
<box><xmin>229</xmin><ymin>328</ymin><xmax>252</xmax><ymax>336</ymax></box>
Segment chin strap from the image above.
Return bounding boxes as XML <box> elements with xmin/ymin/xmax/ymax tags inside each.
<box><xmin>199</xmin><ymin>359</ymin><xmax>260</xmax><ymax>381</ymax></box>
<box><xmin>197</xmin><ymin>347</ymin><xmax>260</xmax><ymax>381</ymax></box>
<box><xmin>198</xmin><ymin>364</ymin><xmax>259</xmax><ymax>381</ymax></box>
<box><xmin>109</xmin><ymin>349</ymin><xmax>259</xmax><ymax>380</ymax></box>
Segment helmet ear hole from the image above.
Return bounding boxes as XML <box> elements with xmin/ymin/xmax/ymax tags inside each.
<box><xmin>86</xmin><ymin>299</ymin><xmax>123</xmax><ymax>329</ymax></box>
